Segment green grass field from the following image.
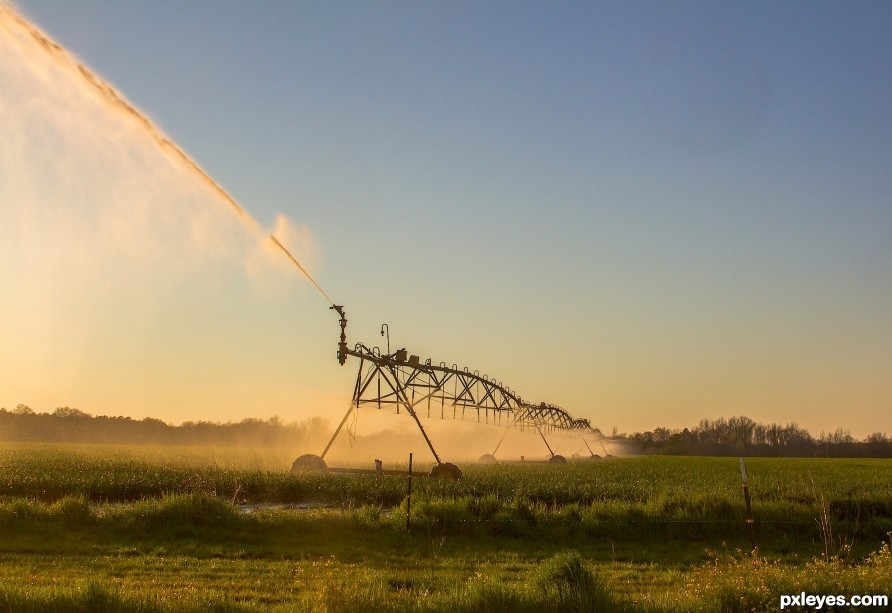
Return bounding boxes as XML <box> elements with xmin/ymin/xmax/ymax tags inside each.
<box><xmin>0</xmin><ymin>443</ymin><xmax>889</xmax><ymax>611</ymax></box>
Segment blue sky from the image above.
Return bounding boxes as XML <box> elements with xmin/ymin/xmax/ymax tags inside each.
<box><xmin>4</xmin><ymin>1</ymin><xmax>892</xmax><ymax>438</ymax></box>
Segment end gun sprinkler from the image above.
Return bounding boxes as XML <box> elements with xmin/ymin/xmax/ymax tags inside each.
<box><xmin>330</xmin><ymin>305</ymin><xmax>347</xmax><ymax>365</ymax></box>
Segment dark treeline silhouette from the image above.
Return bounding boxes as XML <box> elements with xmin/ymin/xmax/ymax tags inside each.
<box><xmin>620</xmin><ymin>415</ymin><xmax>892</xmax><ymax>458</ymax></box>
<box><xmin>2</xmin><ymin>406</ymin><xmax>890</xmax><ymax>458</ymax></box>
<box><xmin>0</xmin><ymin>405</ymin><xmax>326</xmax><ymax>448</ymax></box>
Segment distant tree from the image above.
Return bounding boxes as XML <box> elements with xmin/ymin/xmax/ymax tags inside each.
<box><xmin>652</xmin><ymin>427</ymin><xmax>671</xmax><ymax>444</ymax></box>
<box><xmin>862</xmin><ymin>432</ymin><xmax>891</xmax><ymax>458</ymax></box>
<box><xmin>752</xmin><ymin>422</ymin><xmax>767</xmax><ymax>446</ymax></box>
<box><xmin>829</xmin><ymin>427</ymin><xmax>854</xmax><ymax>445</ymax></box>
<box><xmin>780</xmin><ymin>422</ymin><xmax>814</xmax><ymax>455</ymax></box>
<box><xmin>728</xmin><ymin>415</ymin><xmax>756</xmax><ymax>452</ymax></box>
<box><xmin>53</xmin><ymin>407</ymin><xmax>91</xmax><ymax>418</ymax></box>
<box><xmin>664</xmin><ymin>429</ymin><xmax>693</xmax><ymax>455</ymax></box>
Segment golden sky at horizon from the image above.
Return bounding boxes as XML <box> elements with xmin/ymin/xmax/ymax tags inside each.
<box><xmin>3</xmin><ymin>4</ymin><xmax>891</xmax><ymax>440</ymax></box>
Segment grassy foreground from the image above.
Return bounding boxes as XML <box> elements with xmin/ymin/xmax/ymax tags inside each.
<box><xmin>0</xmin><ymin>443</ymin><xmax>890</xmax><ymax>611</ymax></box>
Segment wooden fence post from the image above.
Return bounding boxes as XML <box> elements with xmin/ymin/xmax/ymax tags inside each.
<box><xmin>739</xmin><ymin>457</ymin><xmax>756</xmax><ymax>547</ymax></box>
<box><xmin>406</xmin><ymin>452</ymin><xmax>413</xmax><ymax>531</ymax></box>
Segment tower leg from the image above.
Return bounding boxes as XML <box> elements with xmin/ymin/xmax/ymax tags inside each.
<box><xmin>491</xmin><ymin>429</ymin><xmax>510</xmax><ymax>456</ymax></box>
<box><xmin>401</xmin><ymin>399</ymin><xmax>441</xmax><ymax>464</ymax></box>
<box><xmin>320</xmin><ymin>402</ymin><xmax>355</xmax><ymax>460</ymax></box>
<box><xmin>582</xmin><ymin>437</ymin><xmax>596</xmax><ymax>457</ymax></box>
<box><xmin>536</xmin><ymin>425</ymin><xmax>555</xmax><ymax>457</ymax></box>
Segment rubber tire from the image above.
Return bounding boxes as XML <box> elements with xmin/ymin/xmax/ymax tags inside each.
<box><xmin>428</xmin><ymin>462</ymin><xmax>463</xmax><ymax>479</ymax></box>
<box><xmin>291</xmin><ymin>454</ymin><xmax>328</xmax><ymax>474</ymax></box>
<box><xmin>548</xmin><ymin>454</ymin><xmax>568</xmax><ymax>464</ymax></box>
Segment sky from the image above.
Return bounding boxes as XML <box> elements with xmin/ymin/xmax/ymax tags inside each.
<box><xmin>2</xmin><ymin>1</ymin><xmax>891</xmax><ymax>440</ymax></box>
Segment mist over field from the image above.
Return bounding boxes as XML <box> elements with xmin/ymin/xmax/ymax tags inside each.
<box><xmin>0</xmin><ymin>404</ymin><xmax>618</xmax><ymax>465</ymax></box>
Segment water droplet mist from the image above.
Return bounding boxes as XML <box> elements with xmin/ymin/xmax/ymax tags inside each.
<box><xmin>0</xmin><ymin>6</ymin><xmax>333</xmax><ymax>423</ymax></box>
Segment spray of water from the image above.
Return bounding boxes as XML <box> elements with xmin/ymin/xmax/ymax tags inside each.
<box><xmin>269</xmin><ymin>236</ymin><xmax>334</xmax><ymax>305</ymax></box>
<box><xmin>0</xmin><ymin>5</ymin><xmax>333</xmax><ymax>305</ymax></box>
<box><xmin>1</xmin><ymin>5</ymin><xmax>342</xmax><ymax>422</ymax></box>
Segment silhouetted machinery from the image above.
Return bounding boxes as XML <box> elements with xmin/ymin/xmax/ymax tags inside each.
<box><xmin>291</xmin><ymin>306</ymin><xmax>602</xmax><ymax>478</ymax></box>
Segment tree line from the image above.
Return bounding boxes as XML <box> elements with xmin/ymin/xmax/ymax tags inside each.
<box><xmin>619</xmin><ymin>415</ymin><xmax>892</xmax><ymax>458</ymax></box>
<box><xmin>2</xmin><ymin>405</ymin><xmax>890</xmax><ymax>457</ymax></box>
<box><xmin>0</xmin><ymin>405</ymin><xmax>325</xmax><ymax>448</ymax></box>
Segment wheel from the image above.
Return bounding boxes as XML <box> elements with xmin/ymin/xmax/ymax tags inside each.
<box><xmin>477</xmin><ymin>454</ymin><xmax>497</xmax><ymax>464</ymax></box>
<box><xmin>428</xmin><ymin>462</ymin><xmax>463</xmax><ymax>479</ymax></box>
<box><xmin>548</xmin><ymin>454</ymin><xmax>568</xmax><ymax>464</ymax></box>
<box><xmin>291</xmin><ymin>454</ymin><xmax>327</xmax><ymax>474</ymax></box>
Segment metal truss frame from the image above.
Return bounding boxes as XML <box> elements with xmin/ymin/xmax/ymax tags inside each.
<box><xmin>320</xmin><ymin>339</ymin><xmax>598</xmax><ymax>462</ymax></box>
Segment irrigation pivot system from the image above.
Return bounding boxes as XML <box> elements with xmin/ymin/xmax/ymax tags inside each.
<box><xmin>1</xmin><ymin>4</ymin><xmax>601</xmax><ymax>480</ymax></box>
<box><xmin>292</xmin><ymin>306</ymin><xmax>603</xmax><ymax>478</ymax></box>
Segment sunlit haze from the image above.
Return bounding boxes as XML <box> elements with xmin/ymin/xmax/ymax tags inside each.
<box><xmin>2</xmin><ymin>2</ymin><xmax>891</xmax><ymax>439</ymax></box>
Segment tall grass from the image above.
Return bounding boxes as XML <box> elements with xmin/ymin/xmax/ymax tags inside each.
<box><xmin>687</xmin><ymin>536</ymin><xmax>892</xmax><ymax>612</ymax></box>
<box><xmin>0</xmin><ymin>443</ymin><xmax>889</xmax><ymax>547</ymax></box>
<box><xmin>321</xmin><ymin>551</ymin><xmax>630</xmax><ymax>613</ymax></box>
<box><xmin>0</xmin><ymin>580</ymin><xmax>249</xmax><ymax>613</ymax></box>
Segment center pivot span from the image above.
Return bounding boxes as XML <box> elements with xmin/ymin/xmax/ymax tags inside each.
<box><xmin>320</xmin><ymin>306</ymin><xmax>601</xmax><ymax>467</ymax></box>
